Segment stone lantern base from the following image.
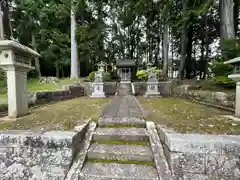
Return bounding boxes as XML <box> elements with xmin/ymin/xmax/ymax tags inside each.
<box><xmin>90</xmin><ymin>82</ymin><xmax>106</xmax><ymax>98</ymax></box>
<box><xmin>144</xmin><ymin>82</ymin><xmax>160</xmax><ymax>97</ymax></box>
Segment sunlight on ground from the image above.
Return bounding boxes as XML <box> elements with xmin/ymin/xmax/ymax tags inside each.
<box><xmin>0</xmin><ymin>78</ymin><xmax>84</xmax><ymax>103</ymax></box>
<box><xmin>0</xmin><ymin>97</ymin><xmax>110</xmax><ymax>131</ymax></box>
<box><xmin>138</xmin><ymin>97</ymin><xmax>240</xmax><ymax>135</ymax></box>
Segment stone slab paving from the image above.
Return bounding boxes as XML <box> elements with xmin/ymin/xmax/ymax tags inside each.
<box><xmin>98</xmin><ymin>117</ymin><xmax>146</xmax><ymax>127</ymax></box>
<box><xmin>101</xmin><ymin>95</ymin><xmax>143</xmax><ymax>118</ymax></box>
<box><xmin>87</xmin><ymin>143</ymin><xmax>153</xmax><ymax>162</ymax></box>
<box><xmin>80</xmin><ymin>162</ymin><xmax>159</xmax><ymax>180</ymax></box>
<box><xmin>79</xmin><ymin>95</ymin><xmax>162</xmax><ymax>180</ymax></box>
<box><xmin>93</xmin><ymin>127</ymin><xmax>149</xmax><ymax>142</ymax></box>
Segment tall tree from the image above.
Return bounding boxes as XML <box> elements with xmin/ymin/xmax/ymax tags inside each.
<box><xmin>70</xmin><ymin>1</ymin><xmax>79</xmax><ymax>79</ymax></box>
<box><xmin>220</xmin><ymin>0</ymin><xmax>235</xmax><ymax>59</ymax></box>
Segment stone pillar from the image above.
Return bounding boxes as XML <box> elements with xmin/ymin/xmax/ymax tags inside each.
<box><xmin>0</xmin><ymin>40</ymin><xmax>40</xmax><ymax>118</ymax></box>
<box><xmin>236</xmin><ymin>82</ymin><xmax>240</xmax><ymax>117</ymax></box>
<box><xmin>7</xmin><ymin>70</ymin><xmax>28</xmax><ymax>118</ymax></box>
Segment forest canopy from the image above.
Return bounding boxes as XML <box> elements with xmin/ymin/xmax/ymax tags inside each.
<box><xmin>0</xmin><ymin>0</ymin><xmax>239</xmax><ymax>86</ymax></box>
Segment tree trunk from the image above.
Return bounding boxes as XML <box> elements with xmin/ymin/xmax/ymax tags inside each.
<box><xmin>179</xmin><ymin>0</ymin><xmax>188</xmax><ymax>81</ymax></box>
<box><xmin>61</xmin><ymin>67</ymin><xmax>64</xmax><ymax>78</ymax></box>
<box><xmin>70</xmin><ymin>6</ymin><xmax>80</xmax><ymax>79</ymax></box>
<box><xmin>31</xmin><ymin>33</ymin><xmax>41</xmax><ymax>78</ymax></box>
<box><xmin>234</xmin><ymin>0</ymin><xmax>239</xmax><ymax>36</ymax></box>
<box><xmin>2</xmin><ymin>0</ymin><xmax>11</xmax><ymax>39</ymax></box>
<box><xmin>185</xmin><ymin>25</ymin><xmax>193</xmax><ymax>79</ymax></box>
<box><xmin>220</xmin><ymin>0</ymin><xmax>235</xmax><ymax>59</ymax></box>
<box><xmin>56</xmin><ymin>63</ymin><xmax>60</xmax><ymax>78</ymax></box>
<box><xmin>200</xmin><ymin>38</ymin><xmax>205</xmax><ymax>79</ymax></box>
<box><xmin>0</xmin><ymin>2</ymin><xmax>4</xmax><ymax>39</ymax></box>
<box><xmin>163</xmin><ymin>23</ymin><xmax>169</xmax><ymax>76</ymax></box>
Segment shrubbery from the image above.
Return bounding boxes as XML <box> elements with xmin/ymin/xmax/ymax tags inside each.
<box><xmin>211</xmin><ymin>59</ymin><xmax>235</xmax><ymax>88</ymax></box>
<box><xmin>87</xmin><ymin>71</ymin><xmax>112</xmax><ymax>82</ymax></box>
<box><xmin>136</xmin><ymin>67</ymin><xmax>162</xmax><ymax>81</ymax></box>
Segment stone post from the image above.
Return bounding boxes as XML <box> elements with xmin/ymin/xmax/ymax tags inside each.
<box><xmin>0</xmin><ymin>40</ymin><xmax>40</xmax><ymax>118</ymax></box>
<box><xmin>236</xmin><ymin>82</ymin><xmax>240</xmax><ymax>117</ymax></box>
<box><xmin>224</xmin><ymin>57</ymin><xmax>240</xmax><ymax>117</ymax></box>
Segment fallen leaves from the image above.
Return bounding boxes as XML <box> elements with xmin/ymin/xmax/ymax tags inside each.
<box><xmin>138</xmin><ymin>97</ymin><xmax>240</xmax><ymax>135</ymax></box>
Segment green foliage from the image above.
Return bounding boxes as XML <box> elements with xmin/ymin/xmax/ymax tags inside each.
<box><xmin>136</xmin><ymin>70</ymin><xmax>148</xmax><ymax>81</ymax></box>
<box><xmin>88</xmin><ymin>71</ymin><xmax>112</xmax><ymax>82</ymax></box>
<box><xmin>221</xmin><ymin>39</ymin><xmax>240</xmax><ymax>60</ymax></box>
<box><xmin>212</xmin><ymin>59</ymin><xmax>235</xmax><ymax>88</ymax></box>
<box><xmin>0</xmin><ymin>70</ymin><xmax>6</xmax><ymax>81</ymax></box>
<box><xmin>88</xmin><ymin>71</ymin><xmax>97</xmax><ymax>81</ymax></box>
<box><xmin>136</xmin><ymin>67</ymin><xmax>162</xmax><ymax>81</ymax></box>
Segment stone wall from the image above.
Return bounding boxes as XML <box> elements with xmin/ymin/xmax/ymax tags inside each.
<box><xmin>173</xmin><ymin>85</ymin><xmax>235</xmax><ymax>109</ymax></box>
<box><xmin>134</xmin><ymin>81</ymin><xmax>174</xmax><ymax>96</ymax></box>
<box><xmin>157</xmin><ymin>126</ymin><xmax>240</xmax><ymax>180</ymax></box>
<box><xmin>0</xmin><ymin>84</ymin><xmax>85</xmax><ymax>113</ymax></box>
<box><xmin>28</xmin><ymin>84</ymin><xmax>85</xmax><ymax>104</ymax></box>
<box><xmin>82</xmin><ymin>82</ymin><xmax>117</xmax><ymax>96</ymax></box>
<box><xmin>0</xmin><ymin>124</ymin><xmax>88</xmax><ymax>180</ymax></box>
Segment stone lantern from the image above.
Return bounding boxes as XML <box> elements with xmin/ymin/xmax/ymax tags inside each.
<box><xmin>224</xmin><ymin>57</ymin><xmax>240</xmax><ymax>117</ymax></box>
<box><xmin>0</xmin><ymin>40</ymin><xmax>40</xmax><ymax>118</ymax></box>
<box><xmin>144</xmin><ymin>63</ymin><xmax>160</xmax><ymax>97</ymax></box>
<box><xmin>90</xmin><ymin>71</ymin><xmax>106</xmax><ymax>98</ymax></box>
<box><xmin>97</xmin><ymin>61</ymin><xmax>105</xmax><ymax>73</ymax></box>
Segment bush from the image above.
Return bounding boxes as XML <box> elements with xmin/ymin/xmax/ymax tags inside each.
<box><xmin>88</xmin><ymin>71</ymin><xmax>112</xmax><ymax>82</ymax></box>
<box><xmin>211</xmin><ymin>60</ymin><xmax>235</xmax><ymax>88</ymax></box>
<box><xmin>88</xmin><ymin>71</ymin><xmax>96</xmax><ymax>81</ymax></box>
<box><xmin>136</xmin><ymin>67</ymin><xmax>162</xmax><ymax>81</ymax></box>
<box><xmin>136</xmin><ymin>70</ymin><xmax>148</xmax><ymax>81</ymax></box>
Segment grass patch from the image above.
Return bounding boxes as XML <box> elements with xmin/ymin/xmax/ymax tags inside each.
<box><xmin>0</xmin><ymin>97</ymin><xmax>110</xmax><ymax>131</ymax></box>
<box><xmin>93</xmin><ymin>140</ymin><xmax>149</xmax><ymax>146</ymax></box>
<box><xmin>88</xmin><ymin>159</ymin><xmax>154</xmax><ymax>166</ymax></box>
<box><xmin>0</xmin><ymin>78</ymin><xmax>84</xmax><ymax>103</ymax></box>
<box><xmin>138</xmin><ymin>97</ymin><xmax>240</xmax><ymax>135</ymax></box>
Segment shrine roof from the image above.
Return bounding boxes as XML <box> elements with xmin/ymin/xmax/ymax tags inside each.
<box><xmin>116</xmin><ymin>59</ymin><xmax>136</xmax><ymax>67</ymax></box>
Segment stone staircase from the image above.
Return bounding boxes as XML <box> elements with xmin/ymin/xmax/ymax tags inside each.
<box><xmin>79</xmin><ymin>117</ymin><xmax>159</xmax><ymax>180</ymax></box>
<box><xmin>118</xmin><ymin>83</ymin><xmax>132</xmax><ymax>95</ymax></box>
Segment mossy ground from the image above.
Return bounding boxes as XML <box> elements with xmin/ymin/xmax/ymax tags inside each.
<box><xmin>138</xmin><ymin>97</ymin><xmax>240</xmax><ymax>135</ymax></box>
<box><xmin>92</xmin><ymin>140</ymin><xmax>149</xmax><ymax>146</ymax></box>
<box><xmin>0</xmin><ymin>97</ymin><xmax>110</xmax><ymax>131</ymax></box>
<box><xmin>88</xmin><ymin>159</ymin><xmax>154</xmax><ymax>166</ymax></box>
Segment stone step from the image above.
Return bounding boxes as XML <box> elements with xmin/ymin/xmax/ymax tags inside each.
<box><xmin>80</xmin><ymin>162</ymin><xmax>159</xmax><ymax>180</ymax></box>
<box><xmin>93</xmin><ymin>128</ymin><xmax>149</xmax><ymax>142</ymax></box>
<box><xmin>98</xmin><ymin>117</ymin><xmax>145</xmax><ymax>128</ymax></box>
<box><xmin>87</xmin><ymin>143</ymin><xmax>153</xmax><ymax>162</ymax></box>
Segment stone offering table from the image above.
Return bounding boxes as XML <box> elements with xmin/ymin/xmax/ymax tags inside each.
<box><xmin>0</xmin><ymin>40</ymin><xmax>40</xmax><ymax>118</ymax></box>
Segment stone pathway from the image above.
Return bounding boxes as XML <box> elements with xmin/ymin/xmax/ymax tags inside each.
<box><xmin>101</xmin><ymin>95</ymin><xmax>143</xmax><ymax>118</ymax></box>
<box><xmin>79</xmin><ymin>95</ymin><xmax>159</xmax><ymax>180</ymax></box>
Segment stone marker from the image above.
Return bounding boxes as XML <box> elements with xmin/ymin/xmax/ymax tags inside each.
<box><xmin>224</xmin><ymin>57</ymin><xmax>240</xmax><ymax>117</ymax></box>
<box><xmin>144</xmin><ymin>63</ymin><xmax>160</xmax><ymax>97</ymax></box>
<box><xmin>0</xmin><ymin>40</ymin><xmax>40</xmax><ymax>118</ymax></box>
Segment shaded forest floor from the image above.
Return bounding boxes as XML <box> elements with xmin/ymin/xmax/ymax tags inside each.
<box><xmin>0</xmin><ymin>97</ymin><xmax>110</xmax><ymax>131</ymax></box>
<box><xmin>139</xmin><ymin>97</ymin><xmax>240</xmax><ymax>135</ymax></box>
